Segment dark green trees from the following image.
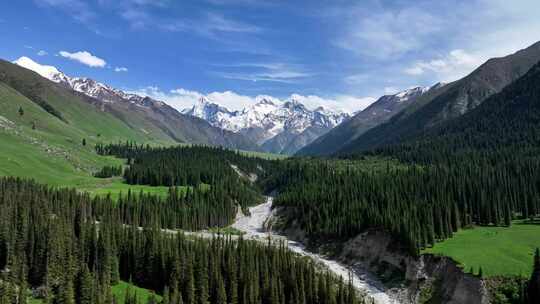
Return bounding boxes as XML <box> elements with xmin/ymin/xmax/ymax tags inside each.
<box><xmin>93</xmin><ymin>165</ymin><xmax>123</xmax><ymax>178</ymax></box>
<box><xmin>0</xmin><ymin>177</ymin><xmax>365</xmax><ymax>304</ymax></box>
<box><xmin>271</xmin><ymin>156</ymin><xmax>540</xmax><ymax>254</ymax></box>
<box><xmin>528</xmin><ymin>248</ymin><xmax>540</xmax><ymax>304</ymax></box>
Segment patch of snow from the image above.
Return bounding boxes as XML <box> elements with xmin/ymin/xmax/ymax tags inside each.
<box><xmin>14</xmin><ymin>56</ymin><xmax>70</xmax><ymax>83</ymax></box>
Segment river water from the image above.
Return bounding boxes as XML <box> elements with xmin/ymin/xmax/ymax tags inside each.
<box><xmin>231</xmin><ymin>197</ymin><xmax>399</xmax><ymax>304</ymax></box>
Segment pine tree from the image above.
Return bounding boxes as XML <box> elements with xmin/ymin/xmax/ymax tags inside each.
<box><xmin>163</xmin><ymin>286</ymin><xmax>170</xmax><ymax>304</ymax></box>
<box><xmin>77</xmin><ymin>265</ymin><xmax>93</xmax><ymax>304</ymax></box>
<box><xmin>147</xmin><ymin>293</ymin><xmax>157</xmax><ymax>304</ymax></box>
<box><xmin>215</xmin><ymin>276</ymin><xmax>227</xmax><ymax>304</ymax></box>
<box><xmin>528</xmin><ymin>248</ymin><xmax>540</xmax><ymax>304</ymax></box>
<box><xmin>18</xmin><ymin>106</ymin><xmax>24</xmax><ymax>117</ymax></box>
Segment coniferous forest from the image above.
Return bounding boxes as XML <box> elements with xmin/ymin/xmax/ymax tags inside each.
<box><xmin>0</xmin><ymin>177</ymin><xmax>366</xmax><ymax>304</ymax></box>
<box><xmin>3</xmin><ymin>52</ymin><xmax>540</xmax><ymax>304</ymax></box>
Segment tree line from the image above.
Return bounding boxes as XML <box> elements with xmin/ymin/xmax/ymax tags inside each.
<box><xmin>269</xmin><ymin>156</ymin><xmax>540</xmax><ymax>255</ymax></box>
<box><xmin>94</xmin><ymin>165</ymin><xmax>123</xmax><ymax>178</ymax></box>
<box><xmin>95</xmin><ymin>143</ymin><xmax>282</xmax><ymax>212</ymax></box>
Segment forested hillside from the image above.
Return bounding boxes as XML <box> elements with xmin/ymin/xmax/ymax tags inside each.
<box><xmin>377</xmin><ymin>60</ymin><xmax>540</xmax><ymax>163</ymax></box>
<box><xmin>0</xmin><ymin>177</ymin><xmax>366</xmax><ymax>304</ymax></box>
<box><xmin>271</xmin><ymin>58</ymin><xmax>540</xmax><ymax>251</ymax></box>
<box><xmin>0</xmin><ymin>59</ymin><xmax>260</xmax><ymax>187</ymax></box>
<box><xmin>94</xmin><ymin>143</ymin><xmax>286</xmax><ymax>229</ymax></box>
<box><xmin>337</xmin><ymin>41</ymin><xmax>540</xmax><ymax>154</ymax></box>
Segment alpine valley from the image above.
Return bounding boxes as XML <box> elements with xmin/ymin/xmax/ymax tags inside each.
<box><xmin>2</xmin><ymin>3</ymin><xmax>540</xmax><ymax>304</ymax></box>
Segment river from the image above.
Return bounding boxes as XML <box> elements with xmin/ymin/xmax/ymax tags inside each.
<box><xmin>231</xmin><ymin>197</ymin><xmax>399</xmax><ymax>304</ymax></box>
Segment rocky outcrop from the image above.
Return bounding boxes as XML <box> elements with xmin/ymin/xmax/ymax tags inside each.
<box><xmin>339</xmin><ymin>230</ymin><xmax>490</xmax><ymax>304</ymax></box>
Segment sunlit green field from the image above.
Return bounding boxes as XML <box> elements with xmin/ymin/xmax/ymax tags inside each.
<box><xmin>423</xmin><ymin>220</ymin><xmax>540</xmax><ymax>277</ymax></box>
<box><xmin>111</xmin><ymin>281</ymin><xmax>162</xmax><ymax>304</ymax></box>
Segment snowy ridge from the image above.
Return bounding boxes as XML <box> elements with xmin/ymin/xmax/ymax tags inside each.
<box><xmin>183</xmin><ymin>95</ymin><xmax>350</xmax><ymax>145</ymax></box>
<box><xmin>13</xmin><ymin>56</ymin><xmax>161</xmax><ymax>109</ymax></box>
<box><xmin>14</xmin><ymin>56</ymin><xmax>70</xmax><ymax>84</ymax></box>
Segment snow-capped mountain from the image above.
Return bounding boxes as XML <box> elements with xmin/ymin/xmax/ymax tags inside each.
<box><xmin>14</xmin><ymin>56</ymin><xmax>162</xmax><ymax>108</ymax></box>
<box><xmin>14</xmin><ymin>56</ymin><xmax>348</xmax><ymax>154</ymax></box>
<box><xmin>297</xmin><ymin>85</ymin><xmax>442</xmax><ymax>156</ymax></box>
<box><xmin>12</xmin><ymin>56</ymin><xmax>260</xmax><ymax>151</ymax></box>
<box><xmin>14</xmin><ymin>56</ymin><xmax>71</xmax><ymax>84</ymax></box>
<box><xmin>183</xmin><ymin>96</ymin><xmax>350</xmax><ymax>153</ymax></box>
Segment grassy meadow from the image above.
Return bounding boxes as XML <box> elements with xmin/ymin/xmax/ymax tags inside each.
<box><xmin>423</xmin><ymin>220</ymin><xmax>540</xmax><ymax>277</ymax></box>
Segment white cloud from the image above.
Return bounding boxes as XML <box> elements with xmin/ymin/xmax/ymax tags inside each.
<box><xmin>114</xmin><ymin>67</ymin><xmax>128</xmax><ymax>72</ymax></box>
<box><xmin>36</xmin><ymin>0</ymin><xmax>95</xmax><ymax>23</ymax></box>
<box><xmin>129</xmin><ymin>86</ymin><xmax>374</xmax><ymax>113</ymax></box>
<box><xmin>383</xmin><ymin>87</ymin><xmax>399</xmax><ymax>95</ymax></box>
<box><xmin>132</xmin><ymin>87</ymin><xmax>256</xmax><ymax>111</ymax></box>
<box><xmin>331</xmin><ymin>0</ymin><xmax>540</xmax><ymax>95</ymax></box>
<box><xmin>344</xmin><ymin>73</ymin><xmax>369</xmax><ymax>84</ymax></box>
<box><xmin>204</xmin><ymin>12</ymin><xmax>261</xmax><ymax>33</ymax></box>
<box><xmin>160</xmin><ymin>13</ymin><xmax>262</xmax><ymax>40</ymax></box>
<box><xmin>335</xmin><ymin>6</ymin><xmax>443</xmax><ymax>60</ymax></box>
<box><xmin>291</xmin><ymin>94</ymin><xmax>376</xmax><ymax>113</ymax></box>
<box><xmin>403</xmin><ymin>48</ymin><xmax>491</xmax><ymax>82</ymax></box>
<box><xmin>37</xmin><ymin>50</ymin><xmax>48</xmax><ymax>56</ymax></box>
<box><xmin>212</xmin><ymin>62</ymin><xmax>312</xmax><ymax>83</ymax></box>
<box><xmin>59</xmin><ymin>51</ymin><xmax>106</xmax><ymax>68</ymax></box>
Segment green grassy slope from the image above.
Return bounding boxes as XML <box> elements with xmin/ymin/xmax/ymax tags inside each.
<box><xmin>30</xmin><ymin>281</ymin><xmax>159</xmax><ymax>304</ymax></box>
<box><xmin>423</xmin><ymin>220</ymin><xmax>540</xmax><ymax>277</ymax></box>
<box><xmin>0</xmin><ymin>82</ymin><xmax>170</xmax><ymax>197</ymax></box>
<box><xmin>0</xmin><ymin>60</ymin><xmax>176</xmax><ymax>145</ymax></box>
<box><xmin>112</xmin><ymin>281</ymin><xmax>162</xmax><ymax>304</ymax></box>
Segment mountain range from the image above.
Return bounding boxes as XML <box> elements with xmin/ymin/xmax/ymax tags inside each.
<box><xmin>182</xmin><ymin>95</ymin><xmax>350</xmax><ymax>154</ymax></box>
<box><xmin>300</xmin><ymin>40</ymin><xmax>540</xmax><ymax>156</ymax></box>
<box><xmin>297</xmin><ymin>85</ymin><xmax>438</xmax><ymax>155</ymax></box>
<box><xmin>12</xmin><ymin>56</ymin><xmax>352</xmax><ymax>155</ymax></box>
<box><xmin>7</xmin><ymin>40</ymin><xmax>540</xmax><ymax>158</ymax></box>
<box><xmin>11</xmin><ymin>57</ymin><xmax>259</xmax><ymax>151</ymax></box>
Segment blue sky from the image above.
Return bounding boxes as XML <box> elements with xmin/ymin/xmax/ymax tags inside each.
<box><xmin>1</xmin><ymin>0</ymin><xmax>539</xmax><ymax>112</ymax></box>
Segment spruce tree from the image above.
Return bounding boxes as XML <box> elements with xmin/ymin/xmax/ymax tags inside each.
<box><xmin>528</xmin><ymin>248</ymin><xmax>540</xmax><ymax>304</ymax></box>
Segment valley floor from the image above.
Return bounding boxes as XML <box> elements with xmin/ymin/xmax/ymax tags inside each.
<box><xmin>423</xmin><ymin>219</ymin><xmax>540</xmax><ymax>277</ymax></box>
<box><xmin>231</xmin><ymin>197</ymin><xmax>399</xmax><ymax>304</ymax></box>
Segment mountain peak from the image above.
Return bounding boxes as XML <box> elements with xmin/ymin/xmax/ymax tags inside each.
<box><xmin>13</xmin><ymin>56</ymin><xmax>69</xmax><ymax>83</ymax></box>
<box><xmin>254</xmin><ymin>96</ymin><xmax>278</xmax><ymax>106</ymax></box>
<box><xmin>394</xmin><ymin>86</ymin><xmax>429</xmax><ymax>102</ymax></box>
<box><xmin>197</xmin><ymin>96</ymin><xmax>211</xmax><ymax>104</ymax></box>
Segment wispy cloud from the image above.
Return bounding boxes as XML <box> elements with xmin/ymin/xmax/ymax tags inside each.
<box><xmin>35</xmin><ymin>0</ymin><xmax>96</xmax><ymax>23</ymax></box>
<box><xmin>37</xmin><ymin>50</ymin><xmax>48</xmax><ymax>56</ymax></box>
<box><xmin>205</xmin><ymin>0</ymin><xmax>275</xmax><ymax>7</ymax></box>
<box><xmin>334</xmin><ymin>5</ymin><xmax>443</xmax><ymax>60</ymax></box>
<box><xmin>211</xmin><ymin>62</ymin><xmax>311</xmax><ymax>83</ymax></box>
<box><xmin>404</xmin><ymin>49</ymin><xmax>482</xmax><ymax>81</ymax></box>
<box><xmin>160</xmin><ymin>12</ymin><xmax>262</xmax><ymax>40</ymax></box>
<box><xmin>130</xmin><ymin>86</ymin><xmax>374</xmax><ymax>113</ymax></box>
<box><xmin>344</xmin><ymin>73</ymin><xmax>370</xmax><ymax>85</ymax></box>
<box><xmin>59</xmin><ymin>50</ymin><xmax>106</xmax><ymax>68</ymax></box>
<box><xmin>326</xmin><ymin>0</ymin><xmax>540</xmax><ymax>95</ymax></box>
<box><xmin>114</xmin><ymin>67</ymin><xmax>128</xmax><ymax>72</ymax></box>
